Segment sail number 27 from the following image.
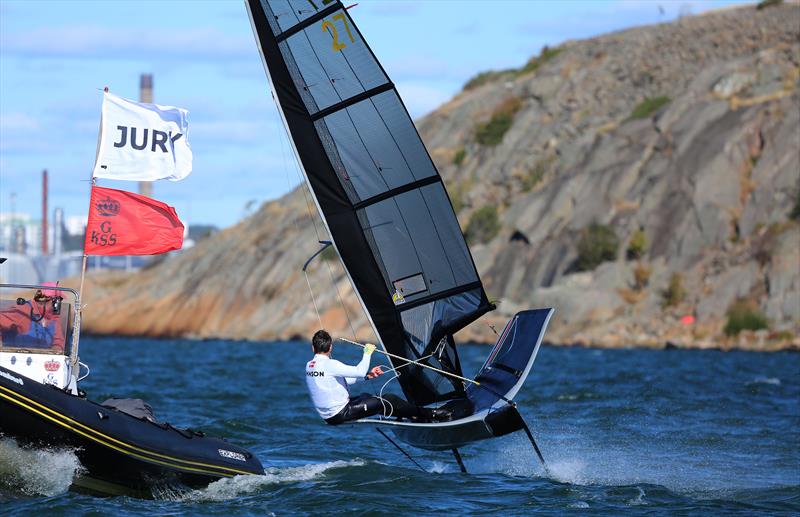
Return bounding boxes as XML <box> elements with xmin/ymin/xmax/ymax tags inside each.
<box><xmin>321</xmin><ymin>14</ymin><xmax>355</xmax><ymax>52</ymax></box>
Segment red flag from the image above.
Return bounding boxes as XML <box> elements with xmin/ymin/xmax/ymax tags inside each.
<box><xmin>84</xmin><ymin>186</ymin><xmax>184</xmax><ymax>256</ymax></box>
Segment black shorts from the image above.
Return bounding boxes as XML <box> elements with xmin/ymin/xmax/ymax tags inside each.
<box><xmin>325</xmin><ymin>393</ymin><xmax>412</xmax><ymax>425</ymax></box>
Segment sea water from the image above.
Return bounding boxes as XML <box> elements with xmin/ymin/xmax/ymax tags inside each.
<box><xmin>1</xmin><ymin>337</ymin><xmax>798</xmax><ymax>515</ymax></box>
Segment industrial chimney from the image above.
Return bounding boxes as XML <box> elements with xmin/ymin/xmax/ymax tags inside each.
<box><xmin>139</xmin><ymin>74</ymin><xmax>154</xmax><ymax>198</ymax></box>
<box><xmin>42</xmin><ymin>169</ymin><xmax>48</xmax><ymax>255</ymax></box>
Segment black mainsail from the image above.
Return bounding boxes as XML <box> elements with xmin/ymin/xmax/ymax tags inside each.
<box><xmin>246</xmin><ymin>0</ymin><xmax>494</xmax><ymax>405</ymax></box>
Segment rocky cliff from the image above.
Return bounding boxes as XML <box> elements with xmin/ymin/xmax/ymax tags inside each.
<box><xmin>76</xmin><ymin>3</ymin><xmax>800</xmax><ymax>350</ymax></box>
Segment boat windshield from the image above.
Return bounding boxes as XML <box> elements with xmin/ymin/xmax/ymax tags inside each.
<box><xmin>0</xmin><ymin>285</ymin><xmax>74</xmax><ymax>357</ymax></box>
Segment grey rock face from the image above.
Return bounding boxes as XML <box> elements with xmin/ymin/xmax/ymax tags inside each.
<box><xmin>79</xmin><ymin>4</ymin><xmax>800</xmax><ymax>349</ymax></box>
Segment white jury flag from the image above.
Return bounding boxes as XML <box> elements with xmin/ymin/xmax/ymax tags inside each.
<box><xmin>92</xmin><ymin>92</ymin><xmax>192</xmax><ymax>182</ymax></box>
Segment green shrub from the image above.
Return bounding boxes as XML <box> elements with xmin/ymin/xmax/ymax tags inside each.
<box><xmin>576</xmin><ymin>223</ymin><xmax>619</xmax><ymax>271</ymax></box>
<box><xmin>661</xmin><ymin>272</ymin><xmax>686</xmax><ymax>308</ymax></box>
<box><xmin>475</xmin><ymin>97</ymin><xmax>523</xmax><ymax>147</ymax></box>
<box><xmin>627</xmin><ymin>229</ymin><xmax>647</xmax><ymax>260</ymax></box>
<box><xmin>453</xmin><ymin>148</ymin><xmax>466</xmax><ymax>167</ymax></box>
<box><xmin>447</xmin><ymin>181</ymin><xmax>465</xmax><ymax>214</ymax></box>
<box><xmin>629</xmin><ymin>96</ymin><xmax>671</xmax><ymax>120</ymax></box>
<box><xmin>465</xmin><ymin>205</ymin><xmax>501</xmax><ymax>244</ymax></box>
<box><xmin>724</xmin><ymin>299</ymin><xmax>768</xmax><ymax>335</ymax></box>
<box><xmin>463</xmin><ymin>69</ymin><xmax>514</xmax><ymax>91</ymax></box>
<box><xmin>462</xmin><ymin>45</ymin><xmax>562</xmax><ymax>91</ymax></box>
<box><xmin>521</xmin><ymin>164</ymin><xmax>544</xmax><ymax>192</ymax></box>
<box><xmin>518</xmin><ymin>45</ymin><xmax>563</xmax><ymax>76</ymax></box>
<box><xmin>632</xmin><ymin>262</ymin><xmax>651</xmax><ymax>291</ymax></box>
<box><xmin>757</xmin><ymin>0</ymin><xmax>783</xmax><ymax>9</ymax></box>
<box><xmin>791</xmin><ymin>189</ymin><xmax>800</xmax><ymax>220</ymax></box>
<box><xmin>475</xmin><ymin>115</ymin><xmax>513</xmax><ymax>146</ymax></box>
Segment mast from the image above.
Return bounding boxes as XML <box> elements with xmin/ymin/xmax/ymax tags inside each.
<box><xmin>42</xmin><ymin>169</ymin><xmax>48</xmax><ymax>255</ymax></box>
<box><xmin>73</xmin><ymin>85</ymin><xmax>109</xmax><ymax>377</ymax></box>
<box><xmin>246</xmin><ymin>0</ymin><xmax>494</xmax><ymax>405</ymax></box>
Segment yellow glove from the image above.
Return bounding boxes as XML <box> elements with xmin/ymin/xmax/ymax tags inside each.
<box><xmin>364</xmin><ymin>343</ymin><xmax>376</xmax><ymax>355</ymax></box>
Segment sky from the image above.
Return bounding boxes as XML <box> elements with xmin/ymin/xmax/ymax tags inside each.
<box><xmin>0</xmin><ymin>0</ymin><xmax>745</xmax><ymax>229</ymax></box>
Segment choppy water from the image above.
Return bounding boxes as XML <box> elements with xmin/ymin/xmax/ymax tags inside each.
<box><xmin>1</xmin><ymin>337</ymin><xmax>798</xmax><ymax>515</ymax></box>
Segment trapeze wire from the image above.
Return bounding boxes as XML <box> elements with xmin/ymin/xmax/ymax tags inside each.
<box><xmin>371</xmin><ymin>350</ymin><xmax>436</xmax><ymax>419</ymax></box>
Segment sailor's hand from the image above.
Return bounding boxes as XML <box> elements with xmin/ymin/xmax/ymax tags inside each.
<box><xmin>363</xmin><ymin>343</ymin><xmax>376</xmax><ymax>355</ymax></box>
<box><xmin>367</xmin><ymin>366</ymin><xmax>384</xmax><ymax>379</ymax></box>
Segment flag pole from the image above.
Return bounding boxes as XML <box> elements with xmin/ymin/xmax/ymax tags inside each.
<box><xmin>71</xmin><ymin>86</ymin><xmax>107</xmax><ymax>378</ymax></box>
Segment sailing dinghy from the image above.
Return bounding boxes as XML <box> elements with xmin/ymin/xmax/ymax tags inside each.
<box><xmin>246</xmin><ymin>0</ymin><xmax>553</xmax><ymax>469</ymax></box>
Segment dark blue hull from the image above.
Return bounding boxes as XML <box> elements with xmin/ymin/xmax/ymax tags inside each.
<box><xmin>0</xmin><ymin>365</ymin><xmax>263</xmax><ymax>497</ymax></box>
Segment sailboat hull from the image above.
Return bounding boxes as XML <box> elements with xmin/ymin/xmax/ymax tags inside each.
<box><xmin>0</xmin><ymin>365</ymin><xmax>263</xmax><ymax>497</ymax></box>
<box><xmin>358</xmin><ymin>404</ymin><xmax>525</xmax><ymax>451</ymax></box>
<box><xmin>356</xmin><ymin>309</ymin><xmax>553</xmax><ymax>451</ymax></box>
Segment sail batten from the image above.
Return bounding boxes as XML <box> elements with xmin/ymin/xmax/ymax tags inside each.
<box><xmin>248</xmin><ymin>0</ymin><xmax>493</xmax><ymax>405</ymax></box>
<box><xmin>275</xmin><ymin>3</ymin><xmax>341</xmax><ymax>41</ymax></box>
<box><xmin>311</xmin><ymin>83</ymin><xmax>395</xmax><ymax>121</ymax></box>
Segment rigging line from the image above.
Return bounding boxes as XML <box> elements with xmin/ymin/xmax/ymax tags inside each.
<box><xmin>278</xmin><ymin>39</ymin><xmax>325</xmax><ymax>243</ymax></box>
<box><xmin>298</xmin><ymin>40</ymin><xmax>403</xmax><ymax>341</ymax></box>
<box><xmin>323</xmin><ymin>253</ymin><xmax>357</xmax><ymax>339</ymax></box>
<box><xmin>304</xmin><ymin>267</ymin><xmax>324</xmax><ymax>329</ymax></box>
<box><xmin>277</xmin><ymin>99</ymin><xmax>306</xmax><ymax>238</ymax></box>
<box><xmin>294</xmin><ymin>160</ymin><xmax>324</xmax><ymax>242</ymax></box>
<box><xmin>283</xmin><ymin>124</ymin><xmax>355</xmax><ymax>339</ymax></box>
<box><xmin>338</xmin><ymin>337</ymin><xmax>477</xmax><ymax>386</ymax></box>
<box><xmin>371</xmin><ymin>350</ymin><xmax>435</xmax><ymax>418</ymax></box>
<box><xmin>283</xmin><ymin>37</ymin><xmax>356</xmax><ymax>339</ymax></box>
<box><xmin>276</xmin><ymin>98</ymin><xmax>326</xmax><ymax>328</ymax></box>
<box><xmin>339</xmin><ymin>337</ymin><xmax>519</xmax><ymax>406</ymax></box>
<box><xmin>376</xmin><ymin>368</ymin><xmax>398</xmax><ymax>418</ymax></box>
<box><xmin>288</xmin><ymin>141</ymin><xmax>356</xmax><ymax>338</ymax></box>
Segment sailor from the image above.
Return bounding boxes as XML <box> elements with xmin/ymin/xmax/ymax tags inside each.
<box><xmin>305</xmin><ymin>329</ymin><xmax>445</xmax><ymax>424</ymax></box>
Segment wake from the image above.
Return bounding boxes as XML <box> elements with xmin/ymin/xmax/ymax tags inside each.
<box><xmin>473</xmin><ymin>431</ymin><xmax>797</xmax><ymax>498</ymax></box>
<box><xmin>159</xmin><ymin>459</ymin><xmax>366</xmax><ymax>502</ymax></box>
<box><xmin>0</xmin><ymin>437</ymin><xmax>83</xmax><ymax>497</ymax></box>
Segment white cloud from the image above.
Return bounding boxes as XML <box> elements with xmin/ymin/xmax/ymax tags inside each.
<box><xmin>360</xmin><ymin>1</ymin><xmax>422</xmax><ymax>17</ymax></box>
<box><xmin>394</xmin><ymin>81</ymin><xmax>454</xmax><ymax>119</ymax></box>
<box><xmin>384</xmin><ymin>55</ymin><xmax>456</xmax><ymax>81</ymax></box>
<box><xmin>189</xmin><ymin>119</ymin><xmax>281</xmax><ymax>147</ymax></box>
<box><xmin>1</xmin><ymin>25</ymin><xmax>253</xmax><ymax>60</ymax></box>
<box><xmin>0</xmin><ymin>112</ymin><xmax>41</xmax><ymax>132</ymax></box>
<box><xmin>0</xmin><ymin>113</ymin><xmax>54</xmax><ymax>153</ymax></box>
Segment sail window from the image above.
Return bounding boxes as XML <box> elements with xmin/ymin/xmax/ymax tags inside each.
<box><xmin>359</xmin><ymin>184</ymin><xmax>477</xmax><ymax>304</ymax></box>
<box><xmin>393</xmin><ymin>273</ymin><xmax>427</xmax><ymax>299</ymax></box>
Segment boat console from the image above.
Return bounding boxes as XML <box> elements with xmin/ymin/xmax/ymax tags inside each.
<box><xmin>0</xmin><ymin>284</ymin><xmax>80</xmax><ymax>393</ymax></box>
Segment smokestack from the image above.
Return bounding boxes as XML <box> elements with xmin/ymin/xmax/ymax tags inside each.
<box><xmin>139</xmin><ymin>73</ymin><xmax>154</xmax><ymax>198</ymax></box>
<box><xmin>42</xmin><ymin>169</ymin><xmax>48</xmax><ymax>255</ymax></box>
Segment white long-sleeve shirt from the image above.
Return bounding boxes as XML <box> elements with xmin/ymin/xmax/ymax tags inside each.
<box><xmin>305</xmin><ymin>352</ymin><xmax>371</xmax><ymax>419</ymax></box>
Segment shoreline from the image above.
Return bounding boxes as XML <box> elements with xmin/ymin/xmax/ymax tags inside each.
<box><xmin>79</xmin><ymin>331</ymin><xmax>799</xmax><ymax>352</ymax></box>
